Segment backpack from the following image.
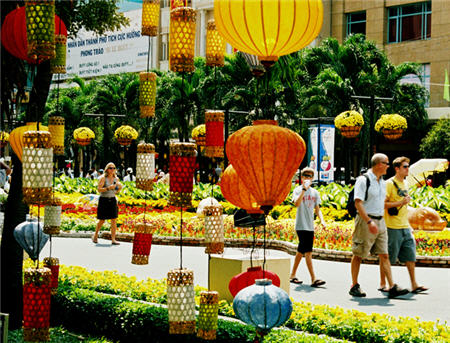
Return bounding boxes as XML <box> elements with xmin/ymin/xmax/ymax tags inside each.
<box><xmin>346</xmin><ymin>174</ymin><xmax>370</xmax><ymax>217</ymax></box>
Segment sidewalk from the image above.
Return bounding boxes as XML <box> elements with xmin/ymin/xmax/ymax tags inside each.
<box><xmin>41</xmin><ymin>237</ymin><xmax>450</xmax><ymax>323</ymax></box>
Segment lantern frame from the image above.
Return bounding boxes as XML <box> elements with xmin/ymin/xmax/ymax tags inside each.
<box><xmin>169</xmin><ymin>143</ymin><xmax>197</xmax><ymax>207</ymax></box>
<box><xmin>203</xmin><ymin>204</ymin><xmax>224</xmax><ymax>254</ymax></box>
<box><xmin>50</xmin><ymin>34</ymin><xmax>67</xmax><ymax>73</ymax></box>
<box><xmin>25</xmin><ymin>0</ymin><xmax>56</xmax><ymax>60</ymax></box>
<box><xmin>197</xmin><ymin>291</ymin><xmax>219</xmax><ymax>340</ymax></box>
<box><xmin>43</xmin><ymin>257</ymin><xmax>60</xmax><ymax>295</ymax></box>
<box><xmin>131</xmin><ymin>222</ymin><xmax>156</xmax><ymax>265</ymax></box>
<box><xmin>48</xmin><ymin>115</ymin><xmax>65</xmax><ymax>155</ymax></box>
<box><xmin>169</xmin><ymin>7</ymin><xmax>197</xmax><ymax>73</ymax></box>
<box><xmin>206</xmin><ymin>20</ymin><xmax>226</xmax><ymax>67</ymax></box>
<box><xmin>43</xmin><ymin>197</ymin><xmax>62</xmax><ymax>235</ymax></box>
<box><xmin>139</xmin><ymin>72</ymin><xmax>157</xmax><ymax>118</ymax></box>
<box><xmin>205</xmin><ymin>110</ymin><xmax>224</xmax><ymax>158</ymax></box>
<box><xmin>141</xmin><ymin>0</ymin><xmax>160</xmax><ymax>36</ymax></box>
<box><xmin>136</xmin><ymin>142</ymin><xmax>156</xmax><ymax>191</ymax></box>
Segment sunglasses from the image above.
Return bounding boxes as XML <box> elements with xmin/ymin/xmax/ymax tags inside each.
<box><xmin>302</xmin><ymin>174</ymin><xmax>313</xmax><ymax>178</ymax></box>
<box><xmin>401</xmin><ymin>165</ymin><xmax>409</xmax><ymax>169</ymax></box>
<box><xmin>108</xmin><ymin>167</ymin><xmax>116</xmax><ymax>170</ymax></box>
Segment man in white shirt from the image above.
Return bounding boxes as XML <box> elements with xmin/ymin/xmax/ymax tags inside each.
<box><xmin>123</xmin><ymin>167</ymin><xmax>136</xmax><ymax>182</ymax></box>
<box><xmin>349</xmin><ymin>153</ymin><xmax>408</xmax><ymax>299</ymax></box>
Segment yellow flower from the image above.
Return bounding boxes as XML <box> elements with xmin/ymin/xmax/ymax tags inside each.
<box><xmin>114</xmin><ymin>125</ymin><xmax>138</xmax><ymax>140</ymax></box>
<box><xmin>0</xmin><ymin>131</ymin><xmax>9</xmax><ymax>142</ymax></box>
<box><xmin>191</xmin><ymin>124</ymin><xmax>206</xmax><ymax>139</ymax></box>
<box><xmin>73</xmin><ymin>127</ymin><xmax>95</xmax><ymax>140</ymax></box>
<box><xmin>375</xmin><ymin>114</ymin><xmax>407</xmax><ymax>132</ymax></box>
<box><xmin>334</xmin><ymin>110</ymin><xmax>364</xmax><ymax>129</ymax></box>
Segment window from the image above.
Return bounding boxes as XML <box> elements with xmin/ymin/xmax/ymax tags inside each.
<box><xmin>346</xmin><ymin>11</ymin><xmax>366</xmax><ymax>37</ymax></box>
<box><xmin>160</xmin><ymin>0</ymin><xmax>170</xmax><ymax>8</ymax></box>
<box><xmin>161</xmin><ymin>34</ymin><xmax>168</xmax><ymax>61</ymax></box>
<box><xmin>388</xmin><ymin>2</ymin><xmax>431</xmax><ymax>43</ymax></box>
<box><xmin>399</xmin><ymin>63</ymin><xmax>430</xmax><ymax>107</ymax></box>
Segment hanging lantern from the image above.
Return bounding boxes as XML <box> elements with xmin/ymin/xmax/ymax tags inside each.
<box><xmin>197</xmin><ymin>291</ymin><xmax>219</xmax><ymax>340</ymax></box>
<box><xmin>139</xmin><ymin>72</ymin><xmax>157</xmax><ymax>118</ymax></box>
<box><xmin>114</xmin><ymin>125</ymin><xmax>138</xmax><ymax>146</ymax></box>
<box><xmin>229</xmin><ymin>266</ymin><xmax>281</xmax><ymax>298</ymax></box>
<box><xmin>233</xmin><ymin>279</ymin><xmax>292</xmax><ymax>338</ymax></box>
<box><xmin>22</xmin><ymin>131</ymin><xmax>53</xmax><ymax>205</ymax></box>
<box><xmin>43</xmin><ymin>257</ymin><xmax>60</xmax><ymax>295</ymax></box>
<box><xmin>50</xmin><ymin>33</ymin><xmax>66</xmax><ymax>73</ymax></box>
<box><xmin>131</xmin><ymin>222</ymin><xmax>156</xmax><ymax>265</ymax></box>
<box><xmin>0</xmin><ymin>131</ymin><xmax>9</xmax><ymax>148</ymax></box>
<box><xmin>48</xmin><ymin>116</ymin><xmax>65</xmax><ymax>155</ymax></box>
<box><xmin>215</xmin><ymin>0</ymin><xmax>323</xmax><ymax>65</ymax></box>
<box><xmin>171</xmin><ymin>0</ymin><xmax>187</xmax><ymax>10</ymax></box>
<box><xmin>14</xmin><ymin>220</ymin><xmax>49</xmax><ymax>260</ymax></box>
<box><xmin>226</xmin><ymin>120</ymin><xmax>305</xmax><ymax>213</ymax></box>
<box><xmin>1</xmin><ymin>6</ymin><xmax>66</xmax><ymax>64</ymax></box>
<box><xmin>205</xmin><ymin>110</ymin><xmax>224</xmax><ymax>158</ymax></box>
<box><xmin>25</xmin><ymin>0</ymin><xmax>56</xmax><ymax>60</ymax></box>
<box><xmin>9</xmin><ymin>122</ymin><xmax>49</xmax><ymax>162</ymax></box>
<box><xmin>23</xmin><ymin>268</ymin><xmax>52</xmax><ymax>342</ymax></box>
<box><xmin>136</xmin><ymin>142</ymin><xmax>155</xmax><ymax>191</ymax></box>
<box><xmin>43</xmin><ymin>197</ymin><xmax>62</xmax><ymax>235</ymax></box>
<box><xmin>169</xmin><ymin>143</ymin><xmax>197</xmax><ymax>207</ymax></box>
<box><xmin>169</xmin><ymin>7</ymin><xmax>197</xmax><ymax>73</ymax></box>
<box><xmin>141</xmin><ymin>0</ymin><xmax>160</xmax><ymax>36</ymax></box>
<box><xmin>167</xmin><ymin>268</ymin><xmax>196</xmax><ymax>334</ymax></box>
<box><xmin>73</xmin><ymin>127</ymin><xmax>95</xmax><ymax>146</ymax></box>
<box><xmin>238</xmin><ymin>51</ymin><xmax>265</xmax><ymax>77</ymax></box>
<box><xmin>203</xmin><ymin>204</ymin><xmax>224</xmax><ymax>254</ymax></box>
<box><xmin>206</xmin><ymin>20</ymin><xmax>226</xmax><ymax>67</ymax></box>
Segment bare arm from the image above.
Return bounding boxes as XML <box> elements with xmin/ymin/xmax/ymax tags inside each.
<box><xmin>385</xmin><ymin>196</ymin><xmax>410</xmax><ymax>209</ymax></box>
<box><xmin>314</xmin><ymin>205</ymin><xmax>326</xmax><ymax>227</ymax></box>
<box><xmin>97</xmin><ymin>176</ymin><xmax>115</xmax><ymax>193</ymax></box>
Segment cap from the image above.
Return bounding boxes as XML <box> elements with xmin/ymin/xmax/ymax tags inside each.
<box><xmin>127</xmin><ymin>167</ymin><xmax>133</xmax><ymax>173</ymax></box>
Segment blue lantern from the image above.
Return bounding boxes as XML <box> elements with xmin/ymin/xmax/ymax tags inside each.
<box><xmin>14</xmin><ymin>220</ymin><xmax>49</xmax><ymax>260</ymax></box>
<box><xmin>233</xmin><ymin>278</ymin><xmax>292</xmax><ymax>336</ymax></box>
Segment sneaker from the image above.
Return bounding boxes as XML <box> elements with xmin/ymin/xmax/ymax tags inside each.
<box><xmin>349</xmin><ymin>283</ymin><xmax>366</xmax><ymax>297</ymax></box>
<box><xmin>388</xmin><ymin>284</ymin><xmax>409</xmax><ymax>299</ymax></box>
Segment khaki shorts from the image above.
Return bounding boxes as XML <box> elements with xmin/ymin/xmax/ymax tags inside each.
<box><xmin>352</xmin><ymin>215</ymin><xmax>388</xmax><ymax>258</ymax></box>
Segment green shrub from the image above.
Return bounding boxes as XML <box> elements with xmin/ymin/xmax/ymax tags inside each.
<box><xmin>8</xmin><ymin>326</ymin><xmax>113</xmax><ymax>342</ymax></box>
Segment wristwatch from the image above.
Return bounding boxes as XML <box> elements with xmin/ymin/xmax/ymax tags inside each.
<box><xmin>367</xmin><ymin>219</ymin><xmax>373</xmax><ymax>225</ymax></box>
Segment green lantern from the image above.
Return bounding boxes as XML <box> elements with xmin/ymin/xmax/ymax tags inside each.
<box><xmin>25</xmin><ymin>0</ymin><xmax>56</xmax><ymax>60</ymax></box>
<box><xmin>50</xmin><ymin>35</ymin><xmax>66</xmax><ymax>73</ymax></box>
<box><xmin>197</xmin><ymin>291</ymin><xmax>219</xmax><ymax>340</ymax></box>
<box><xmin>139</xmin><ymin>72</ymin><xmax>157</xmax><ymax>118</ymax></box>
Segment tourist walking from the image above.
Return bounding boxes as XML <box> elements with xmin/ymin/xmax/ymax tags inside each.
<box><xmin>349</xmin><ymin>153</ymin><xmax>408</xmax><ymax>298</ymax></box>
<box><xmin>380</xmin><ymin>156</ymin><xmax>428</xmax><ymax>294</ymax></box>
<box><xmin>123</xmin><ymin>167</ymin><xmax>136</xmax><ymax>182</ymax></box>
<box><xmin>92</xmin><ymin>162</ymin><xmax>122</xmax><ymax>245</ymax></box>
<box><xmin>289</xmin><ymin>167</ymin><xmax>327</xmax><ymax>287</ymax></box>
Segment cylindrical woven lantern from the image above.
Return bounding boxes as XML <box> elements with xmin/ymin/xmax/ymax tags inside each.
<box><xmin>169</xmin><ymin>7</ymin><xmax>196</xmax><ymax>73</ymax></box>
<box><xmin>167</xmin><ymin>268</ymin><xmax>196</xmax><ymax>334</ymax></box>
<box><xmin>22</xmin><ymin>131</ymin><xmax>53</xmax><ymax>205</ymax></box>
<box><xmin>43</xmin><ymin>197</ymin><xmax>62</xmax><ymax>235</ymax></box>
<box><xmin>205</xmin><ymin>110</ymin><xmax>224</xmax><ymax>158</ymax></box>
<box><xmin>48</xmin><ymin>116</ymin><xmax>65</xmax><ymax>155</ymax></box>
<box><xmin>169</xmin><ymin>143</ymin><xmax>196</xmax><ymax>207</ymax></box>
<box><xmin>206</xmin><ymin>20</ymin><xmax>226</xmax><ymax>67</ymax></box>
<box><xmin>197</xmin><ymin>291</ymin><xmax>219</xmax><ymax>340</ymax></box>
<box><xmin>23</xmin><ymin>268</ymin><xmax>52</xmax><ymax>342</ymax></box>
<box><xmin>43</xmin><ymin>257</ymin><xmax>60</xmax><ymax>295</ymax></box>
<box><xmin>203</xmin><ymin>204</ymin><xmax>224</xmax><ymax>254</ymax></box>
<box><xmin>141</xmin><ymin>0</ymin><xmax>160</xmax><ymax>36</ymax></box>
<box><xmin>50</xmin><ymin>34</ymin><xmax>66</xmax><ymax>73</ymax></box>
<box><xmin>131</xmin><ymin>222</ymin><xmax>157</xmax><ymax>265</ymax></box>
<box><xmin>9</xmin><ymin>122</ymin><xmax>49</xmax><ymax>162</ymax></box>
<box><xmin>25</xmin><ymin>0</ymin><xmax>56</xmax><ymax>60</ymax></box>
<box><xmin>139</xmin><ymin>72</ymin><xmax>157</xmax><ymax>118</ymax></box>
<box><xmin>171</xmin><ymin>0</ymin><xmax>187</xmax><ymax>10</ymax></box>
<box><xmin>136</xmin><ymin>142</ymin><xmax>156</xmax><ymax>191</ymax></box>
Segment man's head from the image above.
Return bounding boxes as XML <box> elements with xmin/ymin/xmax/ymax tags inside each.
<box><xmin>127</xmin><ymin>167</ymin><xmax>133</xmax><ymax>174</ymax></box>
<box><xmin>371</xmin><ymin>153</ymin><xmax>389</xmax><ymax>176</ymax></box>
<box><xmin>392</xmin><ymin>156</ymin><xmax>410</xmax><ymax>178</ymax></box>
<box><xmin>300</xmin><ymin>167</ymin><xmax>314</xmax><ymax>181</ymax></box>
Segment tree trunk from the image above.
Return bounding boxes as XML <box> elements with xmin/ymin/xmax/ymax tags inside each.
<box><xmin>0</xmin><ymin>153</ymin><xmax>28</xmax><ymax>329</ymax></box>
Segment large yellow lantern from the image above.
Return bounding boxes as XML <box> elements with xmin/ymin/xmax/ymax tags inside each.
<box><xmin>169</xmin><ymin>7</ymin><xmax>197</xmax><ymax>73</ymax></box>
<box><xmin>9</xmin><ymin>122</ymin><xmax>49</xmax><ymax>162</ymax></box>
<box><xmin>206</xmin><ymin>20</ymin><xmax>226</xmax><ymax>67</ymax></box>
<box><xmin>141</xmin><ymin>0</ymin><xmax>160</xmax><ymax>36</ymax></box>
<box><xmin>214</xmin><ymin>0</ymin><xmax>323</xmax><ymax>65</ymax></box>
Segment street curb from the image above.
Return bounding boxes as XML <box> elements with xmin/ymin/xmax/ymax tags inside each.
<box><xmin>59</xmin><ymin>231</ymin><xmax>449</xmax><ymax>268</ymax></box>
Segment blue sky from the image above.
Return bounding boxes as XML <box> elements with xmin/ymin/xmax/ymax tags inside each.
<box><xmin>117</xmin><ymin>0</ymin><xmax>143</xmax><ymax>13</ymax></box>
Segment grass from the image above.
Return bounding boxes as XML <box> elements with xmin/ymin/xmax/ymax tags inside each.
<box><xmin>8</xmin><ymin>326</ymin><xmax>114</xmax><ymax>343</ymax></box>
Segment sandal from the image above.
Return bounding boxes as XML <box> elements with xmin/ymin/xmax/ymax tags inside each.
<box><xmin>411</xmin><ymin>286</ymin><xmax>428</xmax><ymax>294</ymax></box>
<box><xmin>290</xmin><ymin>277</ymin><xmax>303</xmax><ymax>285</ymax></box>
<box><xmin>378</xmin><ymin>287</ymin><xmax>389</xmax><ymax>292</ymax></box>
<box><xmin>111</xmin><ymin>241</ymin><xmax>120</xmax><ymax>245</ymax></box>
<box><xmin>311</xmin><ymin>279</ymin><xmax>326</xmax><ymax>287</ymax></box>
<box><xmin>92</xmin><ymin>237</ymin><xmax>98</xmax><ymax>244</ymax></box>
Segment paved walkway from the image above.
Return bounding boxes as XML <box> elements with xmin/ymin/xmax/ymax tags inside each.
<box><xmin>41</xmin><ymin>237</ymin><xmax>450</xmax><ymax>323</ymax></box>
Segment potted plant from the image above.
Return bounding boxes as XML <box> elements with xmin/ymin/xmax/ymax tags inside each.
<box><xmin>191</xmin><ymin>124</ymin><xmax>206</xmax><ymax>146</ymax></box>
<box><xmin>114</xmin><ymin>125</ymin><xmax>138</xmax><ymax>146</ymax></box>
<box><xmin>334</xmin><ymin>110</ymin><xmax>364</xmax><ymax>138</ymax></box>
<box><xmin>73</xmin><ymin>127</ymin><xmax>95</xmax><ymax>146</ymax></box>
<box><xmin>375</xmin><ymin>114</ymin><xmax>407</xmax><ymax>140</ymax></box>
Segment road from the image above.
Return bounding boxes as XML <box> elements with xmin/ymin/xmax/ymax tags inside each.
<box><xmin>41</xmin><ymin>236</ymin><xmax>450</xmax><ymax>323</ymax></box>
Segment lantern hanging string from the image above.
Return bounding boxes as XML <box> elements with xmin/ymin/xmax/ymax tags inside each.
<box><xmin>36</xmin><ymin>205</ymin><xmax>41</xmax><ymax>269</ymax></box>
<box><xmin>146</xmin><ymin>36</ymin><xmax>151</xmax><ymax>73</ymax></box>
<box><xmin>179</xmin><ymin>206</ymin><xmax>183</xmax><ymax>270</ymax></box>
<box><xmin>250</xmin><ymin>222</ymin><xmax>256</xmax><ymax>268</ymax></box>
<box><xmin>262</xmin><ymin>218</ymin><xmax>267</xmax><ymax>279</ymax></box>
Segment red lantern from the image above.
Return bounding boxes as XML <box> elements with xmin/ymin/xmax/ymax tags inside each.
<box><xmin>43</xmin><ymin>257</ymin><xmax>60</xmax><ymax>295</ymax></box>
<box><xmin>23</xmin><ymin>268</ymin><xmax>52</xmax><ymax>341</ymax></box>
<box><xmin>205</xmin><ymin>110</ymin><xmax>224</xmax><ymax>158</ymax></box>
<box><xmin>131</xmin><ymin>222</ymin><xmax>156</xmax><ymax>265</ymax></box>
<box><xmin>169</xmin><ymin>143</ymin><xmax>197</xmax><ymax>207</ymax></box>
<box><xmin>1</xmin><ymin>6</ymin><xmax>66</xmax><ymax>64</ymax></box>
<box><xmin>228</xmin><ymin>266</ymin><xmax>280</xmax><ymax>298</ymax></box>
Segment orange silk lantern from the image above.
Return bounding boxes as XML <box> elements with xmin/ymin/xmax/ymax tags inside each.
<box><xmin>205</xmin><ymin>110</ymin><xmax>224</xmax><ymax>158</ymax></box>
<box><xmin>226</xmin><ymin>120</ymin><xmax>305</xmax><ymax>213</ymax></box>
<box><xmin>214</xmin><ymin>0</ymin><xmax>323</xmax><ymax>65</ymax></box>
<box><xmin>9</xmin><ymin>122</ymin><xmax>49</xmax><ymax>162</ymax></box>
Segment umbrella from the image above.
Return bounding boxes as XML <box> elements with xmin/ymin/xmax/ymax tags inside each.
<box><xmin>405</xmin><ymin>159</ymin><xmax>449</xmax><ymax>187</ymax></box>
